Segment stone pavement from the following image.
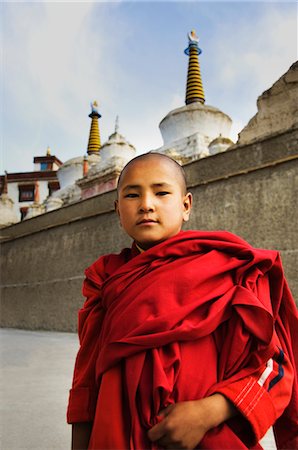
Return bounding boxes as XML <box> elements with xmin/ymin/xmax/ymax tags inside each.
<box><xmin>0</xmin><ymin>328</ymin><xmax>277</xmax><ymax>450</ymax></box>
<box><xmin>1</xmin><ymin>328</ymin><xmax>78</xmax><ymax>450</ymax></box>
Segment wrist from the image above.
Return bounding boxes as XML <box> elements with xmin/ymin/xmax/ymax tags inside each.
<box><xmin>200</xmin><ymin>394</ymin><xmax>237</xmax><ymax>430</ymax></box>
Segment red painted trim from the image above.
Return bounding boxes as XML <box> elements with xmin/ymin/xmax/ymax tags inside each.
<box><xmin>1</xmin><ymin>171</ymin><xmax>59</xmax><ymax>182</ymax></box>
<box><xmin>33</xmin><ymin>156</ymin><xmax>63</xmax><ymax>165</ymax></box>
<box><xmin>48</xmin><ymin>181</ymin><xmax>60</xmax><ymax>189</ymax></box>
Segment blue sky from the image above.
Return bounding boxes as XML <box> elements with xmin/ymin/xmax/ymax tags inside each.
<box><xmin>1</xmin><ymin>1</ymin><xmax>297</xmax><ymax>173</ymax></box>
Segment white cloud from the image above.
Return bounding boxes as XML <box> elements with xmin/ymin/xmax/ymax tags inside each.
<box><xmin>204</xmin><ymin>4</ymin><xmax>297</xmax><ymax>134</ymax></box>
<box><xmin>213</xmin><ymin>5</ymin><xmax>296</xmax><ymax>93</ymax></box>
<box><xmin>1</xmin><ymin>2</ymin><xmax>297</xmax><ymax>173</ymax></box>
<box><xmin>1</xmin><ymin>2</ymin><xmax>132</xmax><ymax>171</ymax></box>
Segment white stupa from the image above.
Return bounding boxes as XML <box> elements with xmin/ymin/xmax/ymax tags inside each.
<box><xmin>155</xmin><ymin>30</ymin><xmax>233</xmax><ymax>163</ymax></box>
<box><xmin>89</xmin><ymin>117</ymin><xmax>135</xmax><ymax>173</ymax></box>
<box><xmin>45</xmin><ymin>102</ymin><xmax>101</xmax><ymax>210</ymax></box>
<box><xmin>0</xmin><ymin>172</ymin><xmax>18</xmax><ymax>228</ymax></box>
<box><xmin>208</xmin><ymin>135</ymin><xmax>234</xmax><ymax>155</ymax></box>
<box><xmin>78</xmin><ymin>117</ymin><xmax>136</xmax><ymax>198</ymax></box>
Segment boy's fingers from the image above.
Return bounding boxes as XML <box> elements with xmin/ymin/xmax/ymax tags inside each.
<box><xmin>148</xmin><ymin>404</ymin><xmax>176</xmax><ymax>442</ymax></box>
<box><xmin>147</xmin><ymin>421</ymin><xmax>166</xmax><ymax>442</ymax></box>
<box><xmin>159</xmin><ymin>404</ymin><xmax>174</xmax><ymax>417</ymax></box>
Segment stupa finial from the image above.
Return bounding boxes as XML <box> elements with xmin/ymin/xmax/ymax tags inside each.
<box><xmin>184</xmin><ymin>29</ymin><xmax>205</xmax><ymax>105</ymax></box>
<box><xmin>87</xmin><ymin>100</ymin><xmax>101</xmax><ymax>155</ymax></box>
<box><xmin>115</xmin><ymin>116</ymin><xmax>119</xmax><ymax>133</ymax></box>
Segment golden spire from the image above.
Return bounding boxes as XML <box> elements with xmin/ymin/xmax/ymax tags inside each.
<box><xmin>87</xmin><ymin>101</ymin><xmax>101</xmax><ymax>155</ymax></box>
<box><xmin>46</xmin><ymin>146</ymin><xmax>51</xmax><ymax>156</ymax></box>
<box><xmin>184</xmin><ymin>30</ymin><xmax>205</xmax><ymax>105</ymax></box>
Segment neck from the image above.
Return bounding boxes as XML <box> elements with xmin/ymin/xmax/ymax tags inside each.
<box><xmin>135</xmin><ymin>243</ymin><xmax>145</xmax><ymax>253</ymax></box>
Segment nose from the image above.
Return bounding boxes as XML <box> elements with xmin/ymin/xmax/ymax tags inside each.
<box><xmin>139</xmin><ymin>193</ymin><xmax>155</xmax><ymax>213</ymax></box>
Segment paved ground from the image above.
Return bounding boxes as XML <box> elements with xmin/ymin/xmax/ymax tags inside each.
<box><xmin>1</xmin><ymin>328</ymin><xmax>78</xmax><ymax>450</ymax></box>
<box><xmin>1</xmin><ymin>328</ymin><xmax>277</xmax><ymax>450</ymax></box>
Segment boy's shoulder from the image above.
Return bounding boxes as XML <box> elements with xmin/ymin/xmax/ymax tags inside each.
<box><xmin>180</xmin><ymin>229</ymin><xmax>278</xmax><ymax>255</ymax></box>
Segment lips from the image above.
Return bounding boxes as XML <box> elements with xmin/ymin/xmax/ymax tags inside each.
<box><xmin>137</xmin><ymin>219</ymin><xmax>158</xmax><ymax>225</ymax></box>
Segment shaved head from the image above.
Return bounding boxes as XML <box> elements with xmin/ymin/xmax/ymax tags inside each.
<box><xmin>115</xmin><ymin>152</ymin><xmax>192</xmax><ymax>248</ymax></box>
<box><xmin>117</xmin><ymin>153</ymin><xmax>187</xmax><ymax>195</ymax></box>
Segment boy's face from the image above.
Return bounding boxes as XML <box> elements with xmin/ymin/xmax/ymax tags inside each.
<box><xmin>115</xmin><ymin>156</ymin><xmax>192</xmax><ymax>250</ymax></box>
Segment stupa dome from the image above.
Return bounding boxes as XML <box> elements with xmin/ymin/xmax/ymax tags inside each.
<box><xmin>160</xmin><ymin>103</ymin><xmax>232</xmax><ymax>147</ymax></box>
<box><xmin>88</xmin><ymin>118</ymin><xmax>136</xmax><ymax>176</ymax></box>
<box><xmin>99</xmin><ymin>130</ymin><xmax>135</xmax><ymax>165</ymax></box>
<box><xmin>57</xmin><ymin>153</ymin><xmax>100</xmax><ymax>189</ymax></box>
<box><xmin>208</xmin><ymin>135</ymin><xmax>234</xmax><ymax>155</ymax></box>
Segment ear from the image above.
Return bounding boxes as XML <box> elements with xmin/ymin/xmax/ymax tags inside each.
<box><xmin>182</xmin><ymin>192</ymin><xmax>192</xmax><ymax>222</ymax></box>
<box><xmin>114</xmin><ymin>199</ymin><xmax>122</xmax><ymax>227</ymax></box>
<box><xmin>114</xmin><ymin>199</ymin><xmax>120</xmax><ymax>217</ymax></box>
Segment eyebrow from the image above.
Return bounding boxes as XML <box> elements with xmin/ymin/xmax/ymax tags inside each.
<box><xmin>122</xmin><ymin>182</ymin><xmax>173</xmax><ymax>192</ymax></box>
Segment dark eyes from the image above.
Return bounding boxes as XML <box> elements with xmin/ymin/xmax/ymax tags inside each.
<box><xmin>124</xmin><ymin>193</ymin><xmax>139</xmax><ymax>198</ymax></box>
<box><xmin>156</xmin><ymin>191</ymin><xmax>170</xmax><ymax>196</ymax></box>
<box><xmin>124</xmin><ymin>191</ymin><xmax>170</xmax><ymax>198</ymax></box>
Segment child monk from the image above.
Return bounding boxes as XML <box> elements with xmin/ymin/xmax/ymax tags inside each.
<box><xmin>67</xmin><ymin>153</ymin><xmax>298</xmax><ymax>450</ymax></box>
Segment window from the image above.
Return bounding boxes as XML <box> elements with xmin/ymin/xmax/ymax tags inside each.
<box><xmin>48</xmin><ymin>181</ymin><xmax>60</xmax><ymax>196</ymax></box>
<box><xmin>19</xmin><ymin>184</ymin><xmax>35</xmax><ymax>202</ymax></box>
<box><xmin>40</xmin><ymin>162</ymin><xmax>52</xmax><ymax>171</ymax></box>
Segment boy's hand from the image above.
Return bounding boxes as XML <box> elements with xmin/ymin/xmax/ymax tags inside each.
<box><xmin>147</xmin><ymin>394</ymin><xmax>237</xmax><ymax>450</ymax></box>
<box><xmin>148</xmin><ymin>401</ymin><xmax>208</xmax><ymax>449</ymax></box>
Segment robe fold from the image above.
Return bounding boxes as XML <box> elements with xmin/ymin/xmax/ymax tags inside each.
<box><xmin>67</xmin><ymin>230</ymin><xmax>298</xmax><ymax>450</ymax></box>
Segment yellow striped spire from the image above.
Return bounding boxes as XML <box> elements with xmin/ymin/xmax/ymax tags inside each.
<box><xmin>87</xmin><ymin>101</ymin><xmax>101</xmax><ymax>155</ymax></box>
<box><xmin>184</xmin><ymin>30</ymin><xmax>205</xmax><ymax>105</ymax></box>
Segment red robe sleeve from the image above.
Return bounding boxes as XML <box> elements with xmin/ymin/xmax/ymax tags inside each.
<box><xmin>212</xmin><ymin>270</ymin><xmax>298</xmax><ymax>449</ymax></box>
<box><xmin>66</xmin><ymin>256</ymin><xmax>106</xmax><ymax>424</ymax></box>
<box><xmin>216</xmin><ymin>343</ymin><xmax>294</xmax><ymax>447</ymax></box>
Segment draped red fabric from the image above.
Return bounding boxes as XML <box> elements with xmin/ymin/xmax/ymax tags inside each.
<box><xmin>78</xmin><ymin>231</ymin><xmax>297</xmax><ymax>449</ymax></box>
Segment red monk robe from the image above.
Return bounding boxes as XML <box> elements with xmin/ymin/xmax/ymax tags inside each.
<box><xmin>67</xmin><ymin>230</ymin><xmax>298</xmax><ymax>450</ymax></box>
